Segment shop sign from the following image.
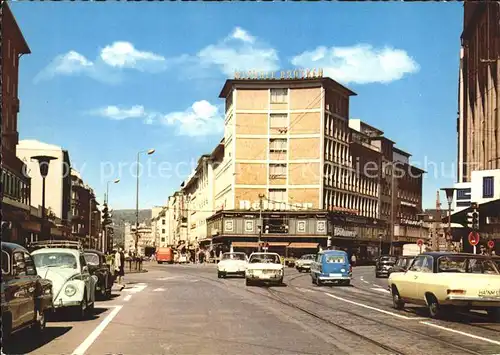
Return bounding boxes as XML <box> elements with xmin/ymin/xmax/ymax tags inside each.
<box><xmin>234</xmin><ymin>68</ymin><xmax>323</xmax><ymax>81</ymax></box>
<box><xmin>400</xmin><ymin>219</ymin><xmax>421</xmax><ymax>226</ymax></box>
<box><xmin>401</xmin><ymin>201</ymin><xmax>417</xmax><ymax>208</ymax></box>
<box><xmin>334</xmin><ymin>226</ymin><xmax>357</xmax><ymax>238</ymax></box>
<box><xmin>239</xmin><ymin>200</ymin><xmax>314</xmax><ymax>211</ymax></box>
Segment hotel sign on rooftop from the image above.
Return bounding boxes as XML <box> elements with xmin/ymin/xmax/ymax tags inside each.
<box><xmin>234</xmin><ymin>68</ymin><xmax>324</xmax><ymax>80</ymax></box>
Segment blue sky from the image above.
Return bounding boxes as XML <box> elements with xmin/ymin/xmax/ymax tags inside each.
<box><xmin>12</xmin><ymin>2</ymin><xmax>463</xmax><ymax>210</ymax></box>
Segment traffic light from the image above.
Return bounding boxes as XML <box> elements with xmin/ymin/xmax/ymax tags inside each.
<box><xmin>467</xmin><ymin>202</ymin><xmax>479</xmax><ymax>230</ymax></box>
<box><xmin>472</xmin><ymin>211</ymin><xmax>479</xmax><ymax>230</ymax></box>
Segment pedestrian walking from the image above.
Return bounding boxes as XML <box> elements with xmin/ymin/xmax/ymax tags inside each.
<box><xmin>351</xmin><ymin>254</ymin><xmax>357</xmax><ymax>267</ymax></box>
<box><xmin>114</xmin><ymin>248</ymin><xmax>125</xmax><ymax>291</ymax></box>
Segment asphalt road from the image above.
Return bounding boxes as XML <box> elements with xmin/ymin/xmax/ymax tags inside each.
<box><xmin>4</xmin><ymin>263</ymin><xmax>500</xmax><ymax>355</ymax></box>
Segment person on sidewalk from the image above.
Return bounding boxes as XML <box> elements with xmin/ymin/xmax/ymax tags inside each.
<box><xmin>114</xmin><ymin>248</ymin><xmax>125</xmax><ymax>291</ymax></box>
<box><xmin>351</xmin><ymin>254</ymin><xmax>357</xmax><ymax>267</ymax></box>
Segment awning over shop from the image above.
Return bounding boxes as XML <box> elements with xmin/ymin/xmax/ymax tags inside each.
<box><xmin>268</xmin><ymin>242</ymin><xmax>290</xmax><ymax>247</ymax></box>
<box><xmin>288</xmin><ymin>242</ymin><xmax>319</xmax><ymax>249</ymax></box>
<box><xmin>232</xmin><ymin>242</ymin><xmax>260</xmax><ymax>248</ymax></box>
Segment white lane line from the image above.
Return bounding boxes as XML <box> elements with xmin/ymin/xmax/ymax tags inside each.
<box><xmin>157</xmin><ymin>277</ymin><xmax>177</xmax><ymax>281</ymax></box>
<box><xmin>324</xmin><ymin>293</ymin><xmax>425</xmax><ymax>320</ymax></box>
<box><xmin>190</xmin><ymin>279</ymin><xmax>199</xmax><ymax>282</ymax></box>
<box><xmin>363</xmin><ymin>280</ymin><xmax>369</xmax><ymax>284</ymax></box>
<box><xmin>153</xmin><ymin>288</ymin><xmax>165</xmax><ymax>292</ymax></box>
<box><xmin>370</xmin><ymin>287</ymin><xmax>390</xmax><ymax>294</ymax></box>
<box><xmin>123</xmin><ymin>295</ymin><xmax>132</xmax><ymax>301</ymax></box>
<box><xmin>72</xmin><ymin>305</ymin><xmax>123</xmax><ymax>355</ymax></box>
<box><xmin>421</xmin><ymin>321</ymin><xmax>500</xmax><ymax>346</ymax></box>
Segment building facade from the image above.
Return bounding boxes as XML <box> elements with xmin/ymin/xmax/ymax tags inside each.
<box><xmin>201</xmin><ymin>72</ymin><xmax>424</xmax><ymax>259</ymax></box>
<box><xmin>1</xmin><ymin>2</ymin><xmax>33</xmax><ymax>246</ymax></box>
<box><xmin>457</xmin><ymin>1</ymin><xmax>500</xmax><ymax>183</ymax></box>
<box><xmin>151</xmin><ymin>205</ymin><xmax>170</xmax><ymax>248</ymax></box>
<box><xmin>70</xmin><ymin>169</ymin><xmax>101</xmax><ymax>249</ymax></box>
<box><xmin>124</xmin><ymin>223</ymin><xmax>153</xmax><ymax>255</ymax></box>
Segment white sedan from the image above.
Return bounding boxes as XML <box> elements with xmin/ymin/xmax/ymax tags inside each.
<box><xmin>217</xmin><ymin>252</ymin><xmax>248</xmax><ymax>278</ymax></box>
<box><xmin>245</xmin><ymin>252</ymin><xmax>284</xmax><ymax>286</ymax></box>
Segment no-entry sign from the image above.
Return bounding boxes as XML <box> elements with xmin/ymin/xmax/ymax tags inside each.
<box><xmin>417</xmin><ymin>239</ymin><xmax>424</xmax><ymax>247</ymax></box>
<box><xmin>468</xmin><ymin>232</ymin><xmax>480</xmax><ymax>246</ymax></box>
<box><xmin>487</xmin><ymin>240</ymin><xmax>495</xmax><ymax>249</ymax></box>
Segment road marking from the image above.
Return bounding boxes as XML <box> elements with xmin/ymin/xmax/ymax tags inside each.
<box><xmin>420</xmin><ymin>321</ymin><xmax>500</xmax><ymax>346</ymax></box>
<box><xmin>153</xmin><ymin>288</ymin><xmax>165</xmax><ymax>292</ymax></box>
<box><xmin>296</xmin><ymin>287</ymin><xmax>316</xmax><ymax>293</ymax></box>
<box><xmin>363</xmin><ymin>280</ymin><xmax>369</xmax><ymax>284</ymax></box>
<box><xmin>360</xmin><ymin>276</ymin><xmax>364</xmax><ymax>281</ymax></box>
<box><xmin>72</xmin><ymin>305</ymin><xmax>123</xmax><ymax>355</ymax></box>
<box><xmin>157</xmin><ymin>277</ymin><xmax>177</xmax><ymax>281</ymax></box>
<box><xmin>190</xmin><ymin>279</ymin><xmax>199</xmax><ymax>282</ymax></box>
<box><xmin>324</xmin><ymin>293</ymin><xmax>425</xmax><ymax>320</ymax></box>
<box><xmin>123</xmin><ymin>295</ymin><xmax>132</xmax><ymax>301</ymax></box>
<box><xmin>123</xmin><ymin>284</ymin><xmax>147</xmax><ymax>293</ymax></box>
<box><xmin>370</xmin><ymin>287</ymin><xmax>390</xmax><ymax>294</ymax></box>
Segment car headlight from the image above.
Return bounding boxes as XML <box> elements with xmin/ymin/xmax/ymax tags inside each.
<box><xmin>65</xmin><ymin>284</ymin><xmax>77</xmax><ymax>297</ymax></box>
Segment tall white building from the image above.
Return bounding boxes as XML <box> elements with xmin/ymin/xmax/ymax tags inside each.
<box><xmin>17</xmin><ymin>140</ymin><xmax>72</xmax><ymax>221</ymax></box>
<box><xmin>151</xmin><ymin>205</ymin><xmax>170</xmax><ymax>247</ymax></box>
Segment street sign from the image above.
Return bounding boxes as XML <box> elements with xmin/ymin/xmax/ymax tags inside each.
<box><xmin>487</xmin><ymin>240</ymin><xmax>495</xmax><ymax>249</ymax></box>
<box><xmin>468</xmin><ymin>232</ymin><xmax>480</xmax><ymax>246</ymax></box>
<box><xmin>417</xmin><ymin>239</ymin><xmax>424</xmax><ymax>247</ymax></box>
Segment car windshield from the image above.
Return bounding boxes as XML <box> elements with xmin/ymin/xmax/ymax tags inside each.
<box><xmin>249</xmin><ymin>254</ymin><xmax>281</xmax><ymax>264</ymax></box>
<box><xmin>301</xmin><ymin>255</ymin><xmax>314</xmax><ymax>260</ymax></box>
<box><xmin>33</xmin><ymin>252</ymin><xmax>78</xmax><ymax>269</ymax></box>
<box><xmin>222</xmin><ymin>253</ymin><xmax>246</xmax><ymax>261</ymax></box>
<box><xmin>438</xmin><ymin>256</ymin><xmax>500</xmax><ymax>274</ymax></box>
<box><xmin>380</xmin><ymin>256</ymin><xmax>397</xmax><ymax>263</ymax></box>
<box><xmin>326</xmin><ymin>255</ymin><xmax>345</xmax><ymax>263</ymax></box>
<box><xmin>84</xmin><ymin>253</ymin><xmax>100</xmax><ymax>265</ymax></box>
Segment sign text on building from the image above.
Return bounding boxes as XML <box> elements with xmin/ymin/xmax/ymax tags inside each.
<box><xmin>239</xmin><ymin>200</ymin><xmax>314</xmax><ymax>211</ymax></box>
<box><xmin>334</xmin><ymin>226</ymin><xmax>357</xmax><ymax>238</ymax></box>
<box><xmin>234</xmin><ymin>68</ymin><xmax>324</xmax><ymax>81</ymax></box>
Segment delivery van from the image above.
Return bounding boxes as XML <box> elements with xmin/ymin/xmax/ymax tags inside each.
<box><xmin>156</xmin><ymin>247</ymin><xmax>174</xmax><ymax>264</ymax></box>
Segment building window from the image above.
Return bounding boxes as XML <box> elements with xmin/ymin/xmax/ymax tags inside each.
<box><xmin>162</xmin><ymin>219</ymin><xmax>166</xmax><ymax>225</ymax></box>
<box><xmin>269</xmin><ymin>164</ymin><xmax>287</xmax><ymax>178</ymax></box>
<box><xmin>269</xmin><ymin>114</ymin><xmax>287</xmax><ymax>130</ymax></box>
<box><xmin>483</xmin><ymin>176</ymin><xmax>494</xmax><ymax>198</ymax></box>
<box><xmin>456</xmin><ymin>188</ymin><xmax>471</xmax><ymax>201</ymax></box>
<box><xmin>162</xmin><ymin>229</ymin><xmax>166</xmax><ymax>234</ymax></box>
<box><xmin>269</xmin><ymin>188</ymin><xmax>287</xmax><ymax>203</ymax></box>
<box><xmin>270</xmin><ymin>88</ymin><xmax>288</xmax><ymax>103</ymax></box>
<box><xmin>269</xmin><ymin>138</ymin><xmax>287</xmax><ymax>152</ymax></box>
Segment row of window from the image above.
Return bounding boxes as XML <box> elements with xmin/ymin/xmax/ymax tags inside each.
<box><xmin>324</xmin><ymin>114</ymin><xmax>349</xmax><ymax>142</ymax></box>
<box><xmin>323</xmin><ymin>189</ymin><xmax>378</xmax><ymax>219</ymax></box>
<box><xmin>323</xmin><ymin>165</ymin><xmax>378</xmax><ymax>197</ymax></box>
<box><xmin>1</xmin><ymin>169</ymin><xmax>29</xmax><ymax>205</ymax></box>
<box><xmin>324</xmin><ymin>139</ymin><xmax>352</xmax><ymax>166</ymax></box>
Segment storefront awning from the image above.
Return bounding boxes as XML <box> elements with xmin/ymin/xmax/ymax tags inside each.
<box><xmin>232</xmin><ymin>242</ymin><xmax>260</xmax><ymax>248</ymax></box>
<box><xmin>288</xmin><ymin>242</ymin><xmax>319</xmax><ymax>249</ymax></box>
<box><xmin>268</xmin><ymin>242</ymin><xmax>290</xmax><ymax>247</ymax></box>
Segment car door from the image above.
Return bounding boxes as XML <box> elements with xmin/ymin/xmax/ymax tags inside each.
<box><xmin>79</xmin><ymin>254</ymin><xmax>93</xmax><ymax>303</ymax></box>
<box><xmin>415</xmin><ymin>256</ymin><xmax>435</xmax><ymax>302</ymax></box>
<box><xmin>311</xmin><ymin>253</ymin><xmax>322</xmax><ymax>277</ymax></box>
<box><xmin>396</xmin><ymin>256</ymin><xmax>426</xmax><ymax>301</ymax></box>
<box><xmin>23</xmin><ymin>252</ymin><xmax>38</xmax><ymax>323</ymax></box>
<box><xmin>12</xmin><ymin>251</ymin><xmax>32</xmax><ymax>327</ymax></box>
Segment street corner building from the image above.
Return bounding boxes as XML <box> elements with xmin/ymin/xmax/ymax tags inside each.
<box><xmin>165</xmin><ymin>70</ymin><xmax>426</xmax><ymax>262</ymax></box>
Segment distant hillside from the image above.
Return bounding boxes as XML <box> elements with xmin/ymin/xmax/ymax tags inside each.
<box><xmin>111</xmin><ymin>209</ymin><xmax>152</xmax><ymax>247</ymax></box>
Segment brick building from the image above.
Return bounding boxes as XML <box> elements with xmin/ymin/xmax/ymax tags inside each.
<box><xmin>1</xmin><ymin>2</ymin><xmax>33</xmax><ymax>245</ymax></box>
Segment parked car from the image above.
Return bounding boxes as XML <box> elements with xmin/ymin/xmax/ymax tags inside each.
<box><xmin>1</xmin><ymin>242</ymin><xmax>53</xmax><ymax>342</ymax></box>
<box><xmin>30</xmin><ymin>241</ymin><xmax>97</xmax><ymax>319</ymax></box>
<box><xmin>310</xmin><ymin>250</ymin><xmax>352</xmax><ymax>286</ymax></box>
<box><xmin>375</xmin><ymin>255</ymin><xmax>397</xmax><ymax>278</ymax></box>
<box><xmin>245</xmin><ymin>252</ymin><xmax>284</xmax><ymax>286</ymax></box>
<box><xmin>84</xmin><ymin>249</ymin><xmax>113</xmax><ymax>300</ymax></box>
<box><xmin>388</xmin><ymin>252</ymin><xmax>500</xmax><ymax>321</ymax></box>
<box><xmin>388</xmin><ymin>256</ymin><xmax>415</xmax><ymax>276</ymax></box>
<box><xmin>217</xmin><ymin>252</ymin><xmax>247</xmax><ymax>278</ymax></box>
<box><xmin>295</xmin><ymin>254</ymin><xmax>315</xmax><ymax>273</ymax></box>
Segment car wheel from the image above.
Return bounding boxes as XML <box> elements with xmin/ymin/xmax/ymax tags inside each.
<box><xmin>375</xmin><ymin>273</ymin><xmax>379</xmax><ymax>278</ymax></box>
<box><xmin>32</xmin><ymin>309</ymin><xmax>47</xmax><ymax>334</ymax></box>
<box><xmin>105</xmin><ymin>287</ymin><xmax>112</xmax><ymax>299</ymax></box>
<box><xmin>87</xmin><ymin>301</ymin><xmax>95</xmax><ymax>316</ymax></box>
<box><xmin>277</xmin><ymin>278</ymin><xmax>283</xmax><ymax>285</ymax></box>
<box><xmin>317</xmin><ymin>278</ymin><xmax>323</xmax><ymax>286</ymax></box>
<box><xmin>78</xmin><ymin>293</ymin><xmax>88</xmax><ymax>320</ymax></box>
<box><xmin>426</xmin><ymin>294</ymin><xmax>441</xmax><ymax>319</ymax></box>
<box><xmin>343</xmin><ymin>280</ymin><xmax>350</xmax><ymax>286</ymax></box>
<box><xmin>391</xmin><ymin>287</ymin><xmax>405</xmax><ymax>310</ymax></box>
<box><xmin>245</xmin><ymin>279</ymin><xmax>252</xmax><ymax>286</ymax></box>
<box><xmin>217</xmin><ymin>272</ymin><xmax>222</xmax><ymax>279</ymax></box>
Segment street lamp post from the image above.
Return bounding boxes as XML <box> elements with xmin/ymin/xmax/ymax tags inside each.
<box><xmin>135</xmin><ymin>149</ymin><xmax>155</xmax><ymax>253</ymax></box>
<box><xmin>31</xmin><ymin>155</ymin><xmax>57</xmax><ymax>240</ymax></box>
<box><xmin>441</xmin><ymin>188</ymin><xmax>456</xmax><ymax>252</ymax></box>
<box><xmin>105</xmin><ymin>178</ymin><xmax>120</xmax><ymax>205</ymax></box>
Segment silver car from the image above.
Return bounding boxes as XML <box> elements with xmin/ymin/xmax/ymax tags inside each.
<box><xmin>295</xmin><ymin>254</ymin><xmax>315</xmax><ymax>273</ymax></box>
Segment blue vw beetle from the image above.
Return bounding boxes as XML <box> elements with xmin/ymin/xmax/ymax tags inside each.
<box><xmin>310</xmin><ymin>250</ymin><xmax>352</xmax><ymax>286</ymax></box>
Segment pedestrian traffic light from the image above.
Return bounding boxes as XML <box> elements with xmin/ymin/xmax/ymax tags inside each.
<box><xmin>472</xmin><ymin>211</ymin><xmax>479</xmax><ymax>230</ymax></box>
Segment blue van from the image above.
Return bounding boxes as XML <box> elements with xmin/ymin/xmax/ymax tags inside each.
<box><xmin>310</xmin><ymin>250</ymin><xmax>352</xmax><ymax>286</ymax></box>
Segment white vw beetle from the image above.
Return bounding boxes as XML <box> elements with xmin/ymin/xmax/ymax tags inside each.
<box><xmin>245</xmin><ymin>252</ymin><xmax>284</xmax><ymax>286</ymax></box>
<box><xmin>217</xmin><ymin>252</ymin><xmax>248</xmax><ymax>278</ymax></box>
<box><xmin>32</xmin><ymin>247</ymin><xmax>97</xmax><ymax>319</ymax></box>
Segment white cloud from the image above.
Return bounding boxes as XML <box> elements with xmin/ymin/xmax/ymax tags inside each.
<box><xmin>195</xmin><ymin>27</ymin><xmax>279</xmax><ymax>76</ymax></box>
<box><xmin>291</xmin><ymin>44</ymin><xmax>420</xmax><ymax>85</ymax></box>
<box><xmin>160</xmin><ymin>100</ymin><xmax>223</xmax><ymax>137</ymax></box>
<box><xmin>35</xmin><ymin>41</ymin><xmax>166</xmax><ymax>83</ymax></box>
<box><xmin>91</xmin><ymin>105</ymin><xmax>146</xmax><ymax>120</ymax></box>
<box><xmin>88</xmin><ymin>101</ymin><xmax>223</xmax><ymax>137</ymax></box>
<box><xmin>100</xmin><ymin>41</ymin><xmax>166</xmax><ymax>70</ymax></box>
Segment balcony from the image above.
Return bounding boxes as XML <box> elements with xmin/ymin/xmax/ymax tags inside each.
<box><xmin>349</xmin><ymin>132</ymin><xmax>381</xmax><ymax>153</ymax></box>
